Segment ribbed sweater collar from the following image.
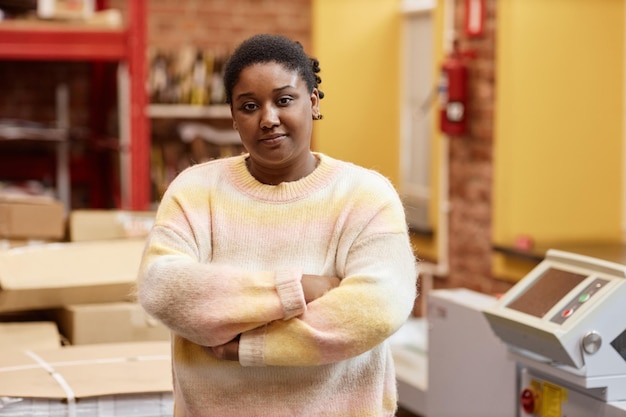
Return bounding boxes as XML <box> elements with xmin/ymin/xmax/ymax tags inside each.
<box><xmin>228</xmin><ymin>152</ymin><xmax>340</xmax><ymax>203</ymax></box>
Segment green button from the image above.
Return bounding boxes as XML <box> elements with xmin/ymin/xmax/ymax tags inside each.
<box><xmin>579</xmin><ymin>293</ymin><xmax>590</xmax><ymax>303</ymax></box>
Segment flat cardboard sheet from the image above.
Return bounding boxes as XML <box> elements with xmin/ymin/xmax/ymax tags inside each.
<box><xmin>0</xmin><ymin>341</ymin><xmax>172</xmax><ymax>399</ymax></box>
<box><xmin>0</xmin><ymin>239</ymin><xmax>146</xmax><ymax>313</ymax></box>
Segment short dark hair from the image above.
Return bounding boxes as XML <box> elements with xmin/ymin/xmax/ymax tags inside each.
<box><xmin>223</xmin><ymin>34</ymin><xmax>324</xmax><ymax>104</ymax></box>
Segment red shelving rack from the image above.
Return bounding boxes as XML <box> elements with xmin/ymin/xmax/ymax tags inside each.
<box><xmin>0</xmin><ymin>0</ymin><xmax>150</xmax><ymax>210</ymax></box>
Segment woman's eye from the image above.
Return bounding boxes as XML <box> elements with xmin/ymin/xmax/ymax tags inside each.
<box><xmin>241</xmin><ymin>103</ymin><xmax>258</xmax><ymax>112</ymax></box>
<box><xmin>278</xmin><ymin>97</ymin><xmax>293</xmax><ymax>106</ymax></box>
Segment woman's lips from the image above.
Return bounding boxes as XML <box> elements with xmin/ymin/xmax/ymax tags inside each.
<box><xmin>259</xmin><ymin>134</ymin><xmax>286</xmax><ymax>145</ymax></box>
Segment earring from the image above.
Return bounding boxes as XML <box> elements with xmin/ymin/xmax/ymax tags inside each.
<box><xmin>313</xmin><ymin>114</ymin><xmax>324</xmax><ymax>120</ymax></box>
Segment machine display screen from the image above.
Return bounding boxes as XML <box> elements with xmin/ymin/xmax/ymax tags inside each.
<box><xmin>506</xmin><ymin>268</ymin><xmax>587</xmax><ymax>318</ymax></box>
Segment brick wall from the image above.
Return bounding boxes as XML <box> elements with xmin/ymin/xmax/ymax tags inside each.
<box><xmin>108</xmin><ymin>0</ymin><xmax>311</xmax><ymax>52</ymax></box>
<box><xmin>439</xmin><ymin>0</ymin><xmax>512</xmax><ymax>296</ymax></box>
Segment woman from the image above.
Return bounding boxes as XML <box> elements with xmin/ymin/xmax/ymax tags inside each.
<box><xmin>137</xmin><ymin>33</ymin><xmax>418</xmax><ymax>417</ymax></box>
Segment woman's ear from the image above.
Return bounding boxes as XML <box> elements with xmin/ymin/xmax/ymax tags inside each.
<box><xmin>311</xmin><ymin>89</ymin><xmax>321</xmax><ymax>119</ymax></box>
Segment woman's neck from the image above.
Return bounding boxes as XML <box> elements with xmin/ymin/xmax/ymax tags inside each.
<box><xmin>246</xmin><ymin>153</ymin><xmax>319</xmax><ymax>185</ymax></box>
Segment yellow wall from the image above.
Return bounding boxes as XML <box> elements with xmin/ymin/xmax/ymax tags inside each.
<box><xmin>311</xmin><ymin>0</ymin><xmax>402</xmax><ymax>184</ymax></box>
<box><xmin>311</xmin><ymin>0</ymin><xmax>447</xmax><ymax>262</ymax></box>
<box><xmin>494</xmin><ymin>0</ymin><xmax>624</xmax><ymax>246</ymax></box>
<box><xmin>311</xmin><ymin>0</ymin><xmax>625</xmax><ymax>279</ymax></box>
<box><xmin>494</xmin><ymin>0</ymin><xmax>625</xmax><ymax>280</ymax></box>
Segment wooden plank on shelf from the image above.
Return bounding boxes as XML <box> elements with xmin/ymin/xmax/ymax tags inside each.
<box><xmin>146</xmin><ymin>104</ymin><xmax>231</xmax><ymax>119</ymax></box>
<box><xmin>0</xmin><ymin>126</ymin><xmax>66</xmax><ymax>141</ymax></box>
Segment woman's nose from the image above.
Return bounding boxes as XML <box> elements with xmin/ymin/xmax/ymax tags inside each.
<box><xmin>260</xmin><ymin>106</ymin><xmax>279</xmax><ymax>129</ymax></box>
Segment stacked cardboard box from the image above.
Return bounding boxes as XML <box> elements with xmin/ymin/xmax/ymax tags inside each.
<box><xmin>0</xmin><ymin>341</ymin><xmax>173</xmax><ymax>416</ymax></box>
<box><xmin>0</xmin><ymin>194</ymin><xmax>65</xmax><ymax>241</ymax></box>
<box><xmin>52</xmin><ymin>301</ymin><xmax>170</xmax><ymax>345</ymax></box>
<box><xmin>0</xmin><ymin>237</ymin><xmax>171</xmax><ymax>344</ymax></box>
<box><xmin>0</xmin><ymin>228</ymin><xmax>175</xmax><ymax>415</ymax></box>
<box><xmin>0</xmin><ymin>238</ymin><xmax>145</xmax><ymax>313</ymax></box>
<box><xmin>0</xmin><ymin>321</ymin><xmax>62</xmax><ymax>351</ymax></box>
<box><xmin>68</xmin><ymin>209</ymin><xmax>155</xmax><ymax>242</ymax></box>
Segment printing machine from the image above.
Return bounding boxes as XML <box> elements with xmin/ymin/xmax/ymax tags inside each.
<box><xmin>484</xmin><ymin>249</ymin><xmax>626</xmax><ymax>417</ymax></box>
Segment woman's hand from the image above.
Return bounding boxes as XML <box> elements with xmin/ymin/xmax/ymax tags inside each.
<box><xmin>208</xmin><ymin>335</ymin><xmax>240</xmax><ymax>361</ymax></box>
<box><xmin>301</xmin><ymin>274</ymin><xmax>340</xmax><ymax>303</ymax></box>
<box><xmin>208</xmin><ymin>275</ymin><xmax>339</xmax><ymax>362</ymax></box>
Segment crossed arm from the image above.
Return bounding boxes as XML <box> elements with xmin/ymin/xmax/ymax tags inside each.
<box><xmin>209</xmin><ymin>274</ymin><xmax>341</xmax><ymax>361</ymax></box>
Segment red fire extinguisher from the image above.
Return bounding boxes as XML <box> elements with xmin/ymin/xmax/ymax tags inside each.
<box><xmin>439</xmin><ymin>42</ymin><xmax>468</xmax><ymax>136</ymax></box>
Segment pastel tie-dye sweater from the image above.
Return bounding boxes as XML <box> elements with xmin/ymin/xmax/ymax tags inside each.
<box><xmin>137</xmin><ymin>152</ymin><xmax>418</xmax><ymax>417</ymax></box>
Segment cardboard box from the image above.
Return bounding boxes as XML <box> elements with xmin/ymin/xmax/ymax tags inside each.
<box><xmin>69</xmin><ymin>209</ymin><xmax>155</xmax><ymax>242</ymax></box>
<box><xmin>0</xmin><ymin>321</ymin><xmax>62</xmax><ymax>351</ymax></box>
<box><xmin>53</xmin><ymin>302</ymin><xmax>170</xmax><ymax>345</ymax></box>
<box><xmin>0</xmin><ymin>239</ymin><xmax>48</xmax><ymax>251</ymax></box>
<box><xmin>0</xmin><ymin>194</ymin><xmax>65</xmax><ymax>240</ymax></box>
<box><xmin>0</xmin><ymin>239</ymin><xmax>146</xmax><ymax>313</ymax></box>
<box><xmin>0</xmin><ymin>341</ymin><xmax>173</xmax><ymax>416</ymax></box>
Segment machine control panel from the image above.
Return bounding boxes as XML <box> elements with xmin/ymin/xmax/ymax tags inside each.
<box><xmin>550</xmin><ymin>278</ymin><xmax>609</xmax><ymax>324</ymax></box>
<box><xmin>484</xmin><ymin>249</ymin><xmax>626</xmax><ymax>370</ymax></box>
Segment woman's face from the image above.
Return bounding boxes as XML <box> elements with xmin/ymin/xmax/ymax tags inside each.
<box><xmin>230</xmin><ymin>61</ymin><xmax>320</xmax><ymax>184</ymax></box>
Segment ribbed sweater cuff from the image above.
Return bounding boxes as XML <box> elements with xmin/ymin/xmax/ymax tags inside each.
<box><xmin>239</xmin><ymin>325</ymin><xmax>266</xmax><ymax>367</ymax></box>
<box><xmin>275</xmin><ymin>269</ymin><xmax>306</xmax><ymax>320</ymax></box>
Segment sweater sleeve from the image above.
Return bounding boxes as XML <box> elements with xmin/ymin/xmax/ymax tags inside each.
<box><xmin>238</xmin><ymin>196</ymin><xmax>418</xmax><ymax>367</ymax></box>
<box><xmin>137</xmin><ymin>212</ymin><xmax>306</xmax><ymax>348</ymax></box>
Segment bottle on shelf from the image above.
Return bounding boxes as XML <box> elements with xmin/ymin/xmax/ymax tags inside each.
<box><xmin>190</xmin><ymin>50</ymin><xmax>208</xmax><ymax>106</ymax></box>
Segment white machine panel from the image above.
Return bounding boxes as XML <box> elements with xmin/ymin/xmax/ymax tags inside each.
<box><xmin>484</xmin><ymin>249</ymin><xmax>626</xmax><ymax>405</ymax></box>
<box><xmin>427</xmin><ymin>288</ymin><xmax>517</xmax><ymax>417</ymax></box>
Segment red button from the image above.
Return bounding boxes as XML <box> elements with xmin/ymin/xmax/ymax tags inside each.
<box><xmin>562</xmin><ymin>308</ymin><xmax>574</xmax><ymax>318</ymax></box>
<box><xmin>521</xmin><ymin>388</ymin><xmax>535</xmax><ymax>414</ymax></box>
